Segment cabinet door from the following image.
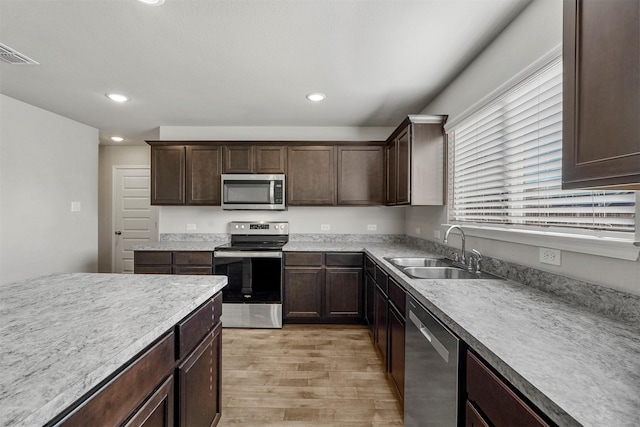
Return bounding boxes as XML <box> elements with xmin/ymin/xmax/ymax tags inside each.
<box><xmin>385</xmin><ymin>141</ymin><xmax>397</xmax><ymax>205</ymax></box>
<box><xmin>177</xmin><ymin>323</ymin><xmax>222</xmax><ymax>427</ymax></box>
<box><xmin>562</xmin><ymin>0</ymin><xmax>640</xmax><ymax>189</ymax></box>
<box><xmin>186</xmin><ymin>146</ymin><xmax>222</xmax><ymax>205</ymax></box>
<box><xmin>465</xmin><ymin>401</ymin><xmax>490</xmax><ymax>427</ymax></box>
<box><xmin>254</xmin><ymin>145</ymin><xmax>286</xmax><ymax>174</ymax></box>
<box><xmin>337</xmin><ymin>146</ymin><xmax>384</xmax><ymax>205</ymax></box>
<box><xmin>388</xmin><ymin>305</ymin><xmax>405</xmax><ymax>400</ymax></box>
<box><xmin>365</xmin><ymin>274</ymin><xmax>375</xmax><ymax>333</ymax></box>
<box><xmin>223</xmin><ymin>146</ymin><xmax>253</xmax><ymax>173</ymax></box>
<box><xmin>374</xmin><ymin>285</ymin><xmax>388</xmax><ymax>362</ymax></box>
<box><xmin>287</xmin><ymin>146</ymin><xmax>336</xmax><ymax>205</ymax></box>
<box><xmin>151</xmin><ymin>146</ymin><xmax>185</xmax><ymax>205</ymax></box>
<box><xmin>325</xmin><ymin>268</ymin><xmax>362</xmax><ymax>319</ymax></box>
<box><xmin>283</xmin><ymin>268</ymin><xmax>324</xmax><ymax>319</ymax></box>
<box><xmin>396</xmin><ymin>127</ymin><xmax>411</xmax><ymax>204</ymax></box>
<box><xmin>123</xmin><ymin>375</ymin><xmax>174</xmax><ymax>427</ymax></box>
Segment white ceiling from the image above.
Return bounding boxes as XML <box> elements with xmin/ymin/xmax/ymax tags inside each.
<box><xmin>0</xmin><ymin>0</ymin><xmax>530</xmax><ymax>145</ymax></box>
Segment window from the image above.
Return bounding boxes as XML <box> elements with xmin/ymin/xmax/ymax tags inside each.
<box><xmin>447</xmin><ymin>59</ymin><xmax>635</xmax><ymax>233</ymax></box>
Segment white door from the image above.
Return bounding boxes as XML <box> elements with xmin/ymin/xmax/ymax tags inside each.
<box><xmin>112</xmin><ymin>166</ymin><xmax>158</xmax><ymax>273</ymax></box>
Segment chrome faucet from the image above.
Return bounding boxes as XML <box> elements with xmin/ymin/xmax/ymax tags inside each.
<box><xmin>443</xmin><ymin>225</ymin><xmax>466</xmax><ymax>266</ymax></box>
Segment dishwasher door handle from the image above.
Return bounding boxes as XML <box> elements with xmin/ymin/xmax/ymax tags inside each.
<box><xmin>409</xmin><ymin>310</ymin><xmax>450</xmax><ymax>363</ymax></box>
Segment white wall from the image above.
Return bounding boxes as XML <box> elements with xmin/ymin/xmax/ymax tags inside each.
<box><xmin>157</xmin><ymin>125</ymin><xmax>404</xmax><ymax>236</ymax></box>
<box><xmin>161</xmin><ymin>206</ymin><xmax>406</xmax><ymax>235</ymax></box>
<box><xmin>98</xmin><ymin>145</ymin><xmax>151</xmax><ymax>272</ymax></box>
<box><xmin>0</xmin><ymin>94</ymin><xmax>99</xmax><ymax>284</ymax></box>
<box><xmin>411</xmin><ymin>0</ymin><xmax>640</xmax><ymax>296</ymax></box>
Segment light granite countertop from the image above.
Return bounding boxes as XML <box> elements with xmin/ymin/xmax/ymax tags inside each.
<box><xmin>0</xmin><ymin>273</ymin><xmax>227</xmax><ymax>427</ymax></box>
<box><xmin>133</xmin><ymin>241</ymin><xmax>224</xmax><ymax>251</ymax></box>
<box><xmin>133</xmin><ymin>239</ymin><xmax>640</xmax><ymax>426</ymax></box>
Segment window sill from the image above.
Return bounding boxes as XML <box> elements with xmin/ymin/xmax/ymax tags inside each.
<box><xmin>445</xmin><ymin>224</ymin><xmax>640</xmax><ymax>261</ymax></box>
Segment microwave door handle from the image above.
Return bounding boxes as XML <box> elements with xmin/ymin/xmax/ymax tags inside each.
<box><xmin>269</xmin><ymin>180</ymin><xmax>275</xmax><ymax>204</ymax></box>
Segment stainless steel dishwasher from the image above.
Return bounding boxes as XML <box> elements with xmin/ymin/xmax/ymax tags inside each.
<box><xmin>405</xmin><ymin>295</ymin><xmax>463</xmax><ymax>426</ymax></box>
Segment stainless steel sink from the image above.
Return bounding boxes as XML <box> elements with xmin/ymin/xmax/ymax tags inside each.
<box><xmin>384</xmin><ymin>257</ymin><xmax>449</xmax><ymax>267</ymax></box>
<box><xmin>402</xmin><ymin>266</ymin><xmax>503</xmax><ymax>280</ymax></box>
<box><xmin>402</xmin><ymin>267</ymin><xmax>479</xmax><ymax>280</ymax></box>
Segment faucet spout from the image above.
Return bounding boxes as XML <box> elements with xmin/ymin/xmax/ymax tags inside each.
<box><xmin>443</xmin><ymin>225</ymin><xmax>466</xmax><ymax>265</ymax></box>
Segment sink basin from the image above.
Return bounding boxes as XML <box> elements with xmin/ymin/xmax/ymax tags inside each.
<box><xmin>385</xmin><ymin>257</ymin><xmax>449</xmax><ymax>267</ymax></box>
<box><xmin>402</xmin><ymin>266</ymin><xmax>504</xmax><ymax>280</ymax></box>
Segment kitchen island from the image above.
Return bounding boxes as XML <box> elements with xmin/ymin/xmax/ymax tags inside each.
<box><xmin>0</xmin><ymin>273</ymin><xmax>227</xmax><ymax>427</ymax></box>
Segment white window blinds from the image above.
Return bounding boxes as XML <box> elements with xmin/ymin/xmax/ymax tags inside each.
<box><xmin>448</xmin><ymin>60</ymin><xmax>636</xmax><ymax>232</ymax></box>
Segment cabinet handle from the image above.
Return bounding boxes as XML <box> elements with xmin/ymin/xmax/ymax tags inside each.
<box><xmin>115</xmin><ymin>231</ymin><xmax>122</xmax><ymax>235</ymax></box>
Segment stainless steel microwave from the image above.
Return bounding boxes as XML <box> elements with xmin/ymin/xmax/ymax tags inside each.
<box><xmin>221</xmin><ymin>174</ymin><xmax>286</xmax><ymax>210</ymax></box>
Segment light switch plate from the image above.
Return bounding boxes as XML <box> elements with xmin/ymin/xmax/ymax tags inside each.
<box><xmin>186</xmin><ymin>224</ymin><xmax>196</xmax><ymax>231</ymax></box>
<box><xmin>321</xmin><ymin>224</ymin><xmax>331</xmax><ymax>231</ymax></box>
<box><xmin>71</xmin><ymin>201</ymin><xmax>81</xmax><ymax>212</ymax></box>
<box><xmin>367</xmin><ymin>224</ymin><xmax>377</xmax><ymax>231</ymax></box>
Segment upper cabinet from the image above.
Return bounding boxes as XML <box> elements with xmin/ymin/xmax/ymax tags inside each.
<box><xmin>222</xmin><ymin>145</ymin><xmax>287</xmax><ymax>174</ymax></box>
<box><xmin>337</xmin><ymin>146</ymin><xmax>385</xmax><ymax>205</ymax></box>
<box><xmin>562</xmin><ymin>0</ymin><xmax>640</xmax><ymax>189</ymax></box>
<box><xmin>385</xmin><ymin>115</ymin><xmax>447</xmax><ymax>206</ymax></box>
<box><xmin>287</xmin><ymin>146</ymin><xmax>336</xmax><ymax>206</ymax></box>
<box><xmin>151</xmin><ymin>145</ymin><xmax>222</xmax><ymax>206</ymax></box>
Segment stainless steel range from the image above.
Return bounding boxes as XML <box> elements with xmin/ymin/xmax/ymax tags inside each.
<box><xmin>213</xmin><ymin>221</ymin><xmax>288</xmax><ymax>328</ymax></box>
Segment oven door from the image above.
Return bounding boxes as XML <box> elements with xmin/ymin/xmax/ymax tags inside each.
<box><xmin>213</xmin><ymin>250</ymin><xmax>283</xmax><ymax>328</ymax></box>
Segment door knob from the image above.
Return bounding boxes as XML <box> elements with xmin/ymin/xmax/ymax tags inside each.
<box><xmin>115</xmin><ymin>231</ymin><xmax>122</xmax><ymax>235</ymax></box>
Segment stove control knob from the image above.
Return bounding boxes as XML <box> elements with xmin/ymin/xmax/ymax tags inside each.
<box><xmin>235</xmin><ymin>225</ymin><xmax>239</xmax><ymax>229</ymax></box>
<box><xmin>241</xmin><ymin>225</ymin><xmax>245</xmax><ymax>229</ymax></box>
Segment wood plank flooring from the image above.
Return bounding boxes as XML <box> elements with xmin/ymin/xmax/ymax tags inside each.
<box><xmin>218</xmin><ymin>325</ymin><xmax>404</xmax><ymax>426</ymax></box>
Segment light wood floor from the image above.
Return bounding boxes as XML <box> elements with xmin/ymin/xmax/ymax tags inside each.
<box><xmin>218</xmin><ymin>325</ymin><xmax>404</xmax><ymax>426</ymax></box>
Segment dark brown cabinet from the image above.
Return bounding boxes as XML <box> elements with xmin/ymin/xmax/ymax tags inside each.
<box><xmin>53</xmin><ymin>296</ymin><xmax>223</xmax><ymax>427</ymax></box>
<box><xmin>151</xmin><ymin>145</ymin><xmax>222</xmax><ymax>206</ymax></box>
<box><xmin>177</xmin><ymin>323</ymin><xmax>222</xmax><ymax>427</ymax></box>
<box><xmin>223</xmin><ymin>145</ymin><xmax>286</xmax><ymax>174</ymax></box>
<box><xmin>562</xmin><ymin>0</ymin><xmax>640</xmax><ymax>189</ymax></box>
<box><xmin>337</xmin><ymin>146</ymin><xmax>385</xmax><ymax>205</ymax></box>
<box><xmin>151</xmin><ymin>146</ymin><xmax>185</xmax><ymax>205</ymax></box>
<box><xmin>385</xmin><ymin>115</ymin><xmax>447</xmax><ymax>205</ymax></box>
<box><xmin>466</xmin><ymin>350</ymin><xmax>551</xmax><ymax>427</ymax></box>
<box><xmin>134</xmin><ymin>251</ymin><xmax>214</xmax><ymax>275</ymax></box>
<box><xmin>284</xmin><ymin>252</ymin><xmax>363</xmax><ymax>322</ymax></box>
<box><xmin>287</xmin><ymin>146</ymin><xmax>336</xmax><ymax>205</ymax></box>
<box><xmin>363</xmin><ymin>256</ymin><xmax>406</xmax><ymax>400</ymax></box>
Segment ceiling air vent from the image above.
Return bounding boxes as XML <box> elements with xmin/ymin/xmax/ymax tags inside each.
<box><xmin>0</xmin><ymin>43</ymin><xmax>39</xmax><ymax>65</ymax></box>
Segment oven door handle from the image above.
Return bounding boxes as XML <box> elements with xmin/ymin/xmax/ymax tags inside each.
<box><xmin>214</xmin><ymin>251</ymin><xmax>282</xmax><ymax>259</ymax></box>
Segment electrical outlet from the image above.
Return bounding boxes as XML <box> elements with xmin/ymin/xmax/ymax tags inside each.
<box><xmin>434</xmin><ymin>229</ymin><xmax>441</xmax><ymax>239</ymax></box>
<box><xmin>321</xmin><ymin>224</ymin><xmax>331</xmax><ymax>231</ymax></box>
<box><xmin>186</xmin><ymin>224</ymin><xmax>197</xmax><ymax>231</ymax></box>
<box><xmin>415</xmin><ymin>227</ymin><xmax>421</xmax><ymax>234</ymax></box>
<box><xmin>367</xmin><ymin>224</ymin><xmax>377</xmax><ymax>231</ymax></box>
<box><xmin>539</xmin><ymin>247</ymin><xmax>561</xmax><ymax>266</ymax></box>
<box><xmin>70</xmin><ymin>201</ymin><xmax>81</xmax><ymax>212</ymax></box>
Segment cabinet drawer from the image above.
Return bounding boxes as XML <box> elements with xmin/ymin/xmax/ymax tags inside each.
<box><xmin>59</xmin><ymin>332</ymin><xmax>175</xmax><ymax>427</ymax></box>
<box><xmin>134</xmin><ymin>266</ymin><xmax>173</xmax><ymax>275</ymax></box>
<box><xmin>173</xmin><ymin>251</ymin><xmax>212</xmax><ymax>265</ymax></box>
<box><xmin>285</xmin><ymin>252</ymin><xmax>324</xmax><ymax>266</ymax></box>
<box><xmin>173</xmin><ymin>266</ymin><xmax>212</xmax><ymax>275</ymax></box>
<box><xmin>387</xmin><ymin>277</ymin><xmax>406</xmax><ymax>317</ymax></box>
<box><xmin>325</xmin><ymin>252</ymin><xmax>363</xmax><ymax>267</ymax></box>
<box><xmin>365</xmin><ymin>256</ymin><xmax>375</xmax><ymax>277</ymax></box>
<box><xmin>134</xmin><ymin>251</ymin><xmax>172</xmax><ymax>265</ymax></box>
<box><xmin>465</xmin><ymin>400</ymin><xmax>490</xmax><ymax>427</ymax></box>
<box><xmin>466</xmin><ymin>351</ymin><xmax>549</xmax><ymax>427</ymax></box>
<box><xmin>177</xmin><ymin>299</ymin><xmax>215</xmax><ymax>360</ymax></box>
<box><xmin>374</xmin><ymin>264</ymin><xmax>388</xmax><ymax>294</ymax></box>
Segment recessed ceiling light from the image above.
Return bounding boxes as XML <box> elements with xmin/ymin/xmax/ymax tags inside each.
<box><xmin>306</xmin><ymin>93</ymin><xmax>326</xmax><ymax>102</ymax></box>
<box><xmin>111</xmin><ymin>136</ymin><xmax>124</xmax><ymax>142</ymax></box>
<box><xmin>137</xmin><ymin>0</ymin><xmax>165</xmax><ymax>5</ymax></box>
<box><xmin>106</xmin><ymin>93</ymin><xmax>130</xmax><ymax>103</ymax></box>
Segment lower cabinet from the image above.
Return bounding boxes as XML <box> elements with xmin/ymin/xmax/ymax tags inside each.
<box><xmin>135</xmin><ymin>251</ymin><xmax>214</xmax><ymax>275</ymax></box>
<box><xmin>364</xmin><ymin>256</ymin><xmax>406</xmax><ymax>401</ymax></box>
<box><xmin>466</xmin><ymin>350</ymin><xmax>551</xmax><ymax>427</ymax></box>
<box><xmin>51</xmin><ymin>295</ymin><xmax>223</xmax><ymax>427</ymax></box>
<box><xmin>284</xmin><ymin>252</ymin><xmax>363</xmax><ymax>323</ymax></box>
